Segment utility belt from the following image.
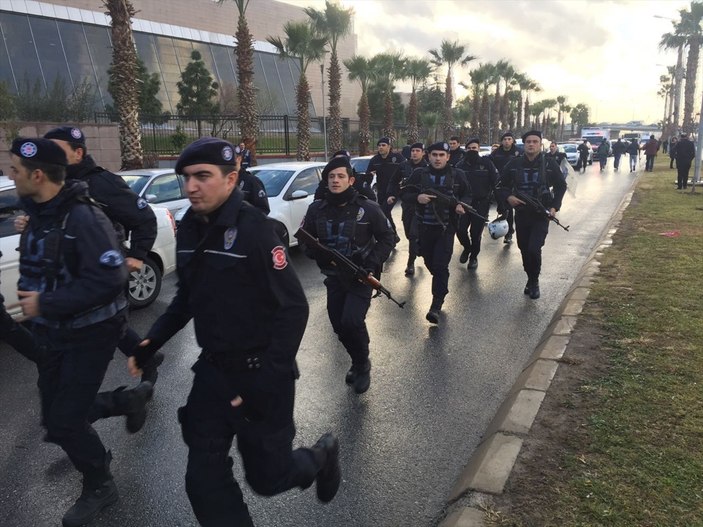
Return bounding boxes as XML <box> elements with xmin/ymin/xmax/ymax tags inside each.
<box><xmin>33</xmin><ymin>298</ymin><xmax>127</xmax><ymax>330</ymax></box>
<box><xmin>201</xmin><ymin>348</ymin><xmax>265</xmax><ymax>373</ymax></box>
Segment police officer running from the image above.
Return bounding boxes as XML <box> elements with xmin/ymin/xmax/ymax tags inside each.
<box><xmin>303</xmin><ymin>156</ymin><xmax>395</xmax><ymax>394</ymax></box>
<box><xmin>489</xmin><ymin>132</ymin><xmax>520</xmax><ymax>244</ymax></box>
<box><xmin>367</xmin><ymin>137</ymin><xmax>405</xmax><ymax>242</ymax></box>
<box><xmin>402</xmin><ymin>142</ymin><xmax>471</xmax><ymax>324</ymax></box>
<box><xmin>456</xmin><ymin>138</ymin><xmax>498</xmax><ymax>270</ymax></box>
<box><xmin>128</xmin><ymin>138</ymin><xmax>341</xmax><ymax>527</ymax></box>
<box><xmin>496</xmin><ymin>131</ymin><xmax>567</xmax><ymax>299</ymax></box>
<box><xmin>387</xmin><ymin>142</ymin><xmax>428</xmax><ymax>276</ymax></box>
<box><xmin>8</xmin><ymin>138</ymin><xmax>135</xmax><ymax>526</ymax></box>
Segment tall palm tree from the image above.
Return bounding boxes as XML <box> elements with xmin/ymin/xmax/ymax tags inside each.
<box><xmin>513</xmin><ymin>72</ymin><xmax>528</xmax><ymax>130</ymax></box>
<box><xmin>562</xmin><ymin>103</ymin><xmax>572</xmax><ymax>138</ymax></box>
<box><xmin>428</xmin><ymin>40</ymin><xmax>475</xmax><ymax>138</ymax></box>
<box><xmin>556</xmin><ymin>95</ymin><xmax>567</xmax><ymax>141</ymax></box>
<box><xmin>523</xmin><ymin>79</ymin><xmax>541</xmax><ymax>131</ymax></box>
<box><xmin>344</xmin><ymin>55</ymin><xmax>375</xmax><ymax>155</ymax></box>
<box><xmin>305</xmin><ymin>1</ymin><xmax>352</xmax><ymax>153</ymax></box>
<box><xmin>478</xmin><ymin>63</ymin><xmax>497</xmax><ymax>142</ymax></box>
<box><xmin>103</xmin><ymin>0</ymin><xmax>142</xmax><ymax>169</ymax></box>
<box><xmin>498</xmin><ymin>62</ymin><xmax>515</xmax><ymax>132</ymax></box>
<box><xmin>679</xmin><ymin>2</ymin><xmax>703</xmax><ymax>132</ymax></box>
<box><xmin>489</xmin><ymin>60</ymin><xmax>509</xmax><ymax>138</ymax></box>
<box><xmin>659</xmin><ymin>29</ymin><xmax>686</xmax><ymax>133</ymax></box>
<box><xmin>369</xmin><ymin>52</ymin><xmax>406</xmax><ymax>141</ymax></box>
<box><xmin>404</xmin><ymin>58</ymin><xmax>433</xmax><ymax>143</ymax></box>
<box><xmin>218</xmin><ymin>0</ymin><xmax>259</xmax><ymax>165</ymax></box>
<box><xmin>268</xmin><ymin>22</ymin><xmax>326</xmax><ymax>161</ymax></box>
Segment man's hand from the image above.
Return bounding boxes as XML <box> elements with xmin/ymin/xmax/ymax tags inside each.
<box><xmin>125</xmin><ymin>257</ymin><xmax>143</xmax><ymax>272</ymax></box>
<box><xmin>417</xmin><ymin>193</ymin><xmax>436</xmax><ymax>205</ymax></box>
<box><xmin>7</xmin><ymin>290</ymin><xmax>41</xmax><ymax>321</ymax></box>
<box><xmin>128</xmin><ymin>338</ymin><xmax>157</xmax><ymax>377</ymax></box>
<box><xmin>231</xmin><ymin>396</ymin><xmax>243</xmax><ymax>408</ymax></box>
<box><xmin>549</xmin><ymin>207</ymin><xmax>557</xmax><ymax>218</ymax></box>
<box><xmin>507</xmin><ymin>195</ymin><xmax>526</xmax><ymax>207</ymax></box>
<box><xmin>14</xmin><ymin>215</ymin><xmax>29</xmax><ymax>233</ymax></box>
<box><xmin>455</xmin><ymin>204</ymin><xmax>465</xmax><ymax>215</ymax></box>
<box><xmin>386</xmin><ymin>196</ymin><xmax>396</xmax><ymax>205</ymax></box>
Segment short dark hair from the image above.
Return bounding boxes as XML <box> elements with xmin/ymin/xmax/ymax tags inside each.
<box><xmin>449</xmin><ymin>136</ymin><xmax>460</xmax><ymax>142</ymax></box>
<box><xmin>328</xmin><ymin>165</ymin><xmax>353</xmax><ymax>179</ymax></box>
<box><xmin>67</xmin><ymin>141</ymin><xmax>87</xmax><ymax>156</ymax></box>
<box><xmin>18</xmin><ymin>158</ymin><xmax>66</xmax><ymax>184</ymax></box>
<box><xmin>216</xmin><ymin>165</ymin><xmax>239</xmax><ymax>177</ymax></box>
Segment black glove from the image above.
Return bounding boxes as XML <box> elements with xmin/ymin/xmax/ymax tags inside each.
<box><xmin>131</xmin><ymin>340</ymin><xmax>162</xmax><ymax>370</ymax></box>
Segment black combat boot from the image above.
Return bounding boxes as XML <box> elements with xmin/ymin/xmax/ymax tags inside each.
<box><xmin>524</xmin><ymin>278</ymin><xmax>532</xmax><ymax>295</ymax></box>
<box><xmin>91</xmin><ymin>382</ymin><xmax>153</xmax><ymax>433</ymax></box>
<box><xmin>404</xmin><ymin>260</ymin><xmax>415</xmax><ymax>276</ymax></box>
<box><xmin>425</xmin><ymin>299</ymin><xmax>442</xmax><ymax>325</ymax></box>
<box><xmin>459</xmin><ymin>247</ymin><xmax>470</xmax><ymax>264</ymax></box>
<box><xmin>312</xmin><ymin>433</ymin><xmax>340</xmax><ymax>503</ymax></box>
<box><xmin>350</xmin><ymin>360</ymin><xmax>371</xmax><ymax>394</ymax></box>
<box><xmin>467</xmin><ymin>257</ymin><xmax>478</xmax><ymax>269</ymax></box>
<box><xmin>529</xmin><ymin>278</ymin><xmax>541</xmax><ymax>299</ymax></box>
<box><xmin>62</xmin><ymin>453</ymin><xmax>119</xmax><ymax>527</ymax></box>
<box><xmin>141</xmin><ymin>351</ymin><xmax>164</xmax><ymax>385</ymax></box>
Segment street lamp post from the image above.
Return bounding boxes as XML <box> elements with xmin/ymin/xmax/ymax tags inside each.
<box><xmin>320</xmin><ymin>63</ymin><xmax>328</xmax><ymax>161</ymax></box>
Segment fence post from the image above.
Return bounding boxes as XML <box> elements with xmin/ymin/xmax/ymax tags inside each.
<box><xmin>284</xmin><ymin>115</ymin><xmax>290</xmax><ymax>156</ymax></box>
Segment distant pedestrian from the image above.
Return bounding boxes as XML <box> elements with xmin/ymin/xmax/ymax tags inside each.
<box><xmin>675</xmin><ymin>132</ymin><xmax>696</xmax><ymax>189</ymax></box>
<box><xmin>576</xmin><ymin>139</ymin><xmax>590</xmax><ymax>173</ymax></box>
<box><xmin>626</xmin><ymin>139</ymin><xmax>640</xmax><ymax>172</ymax></box>
<box><xmin>612</xmin><ymin>138</ymin><xmax>627</xmax><ymax>171</ymax></box>
<box><xmin>643</xmin><ymin>135</ymin><xmax>659</xmax><ymax>172</ymax></box>
<box><xmin>596</xmin><ymin>138</ymin><xmax>610</xmax><ymax>171</ymax></box>
<box><xmin>448</xmin><ymin>136</ymin><xmax>463</xmax><ymax>167</ymax></box>
<box><xmin>669</xmin><ymin>136</ymin><xmax>678</xmax><ymax>169</ymax></box>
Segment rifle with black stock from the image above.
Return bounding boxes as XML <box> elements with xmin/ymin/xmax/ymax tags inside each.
<box><xmin>512</xmin><ymin>189</ymin><xmax>570</xmax><ymax>232</ymax></box>
<box><xmin>400</xmin><ymin>183</ymin><xmax>489</xmax><ymax>223</ymax></box>
<box><xmin>294</xmin><ymin>228</ymin><xmax>406</xmax><ymax>309</ymax></box>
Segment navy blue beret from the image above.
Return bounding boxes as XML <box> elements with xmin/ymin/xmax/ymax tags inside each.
<box><xmin>521</xmin><ymin>130</ymin><xmax>543</xmax><ymax>142</ymax></box>
<box><xmin>321</xmin><ymin>156</ymin><xmax>353</xmax><ymax>179</ymax></box>
<box><xmin>377</xmin><ymin>137</ymin><xmax>391</xmax><ymax>146</ymax></box>
<box><xmin>410</xmin><ymin>142</ymin><xmax>424</xmax><ymax>150</ymax></box>
<box><xmin>465</xmin><ymin>137</ymin><xmax>480</xmax><ymax>146</ymax></box>
<box><xmin>427</xmin><ymin>141</ymin><xmax>450</xmax><ymax>153</ymax></box>
<box><xmin>175</xmin><ymin>137</ymin><xmax>237</xmax><ymax>174</ymax></box>
<box><xmin>44</xmin><ymin>126</ymin><xmax>86</xmax><ymax>145</ymax></box>
<box><xmin>500</xmin><ymin>131</ymin><xmax>514</xmax><ymax>140</ymax></box>
<box><xmin>11</xmin><ymin>137</ymin><xmax>68</xmax><ymax>166</ymax></box>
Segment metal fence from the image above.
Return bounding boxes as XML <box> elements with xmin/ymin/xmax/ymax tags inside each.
<box><xmin>94</xmin><ymin>112</ymin><xmax>418</xmax><ymax>156</ymax></box>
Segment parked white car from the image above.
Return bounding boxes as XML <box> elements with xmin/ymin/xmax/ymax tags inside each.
<box><xmin>118</xmin><ymin>168</ymin><xmax>190</xmax><ymax>217</ymax></box>
<box><xmin>0</xmin><ymin>178</ymin><xmax>176</xmax><ymax>313</ymax></box>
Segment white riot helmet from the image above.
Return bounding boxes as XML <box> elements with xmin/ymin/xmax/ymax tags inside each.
<box><xmin>488</xmin><ymin>217</ymin><xmax>509</xmax><ymax>240</ymax></box>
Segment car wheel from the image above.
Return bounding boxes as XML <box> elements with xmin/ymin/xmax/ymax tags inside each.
<box><xmin>128</xmin><ymin>256</ymin><xmax>162</xmax><ymax>309</ymax></box>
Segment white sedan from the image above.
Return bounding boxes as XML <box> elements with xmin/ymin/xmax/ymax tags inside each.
<box><xmin>0</xmin><ymin>178</ymin><xmax>176</xmax><ymax>313</ymax></box>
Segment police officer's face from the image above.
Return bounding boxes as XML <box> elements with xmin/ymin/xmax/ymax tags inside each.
<box><xmin>523</xmin><ymin>136</ymin><xmax>541</xmax><ymax>157</ymax></box>
<box><xmin>549</xmin><ymin>143</ymin><xmax>557</xmax><ymax>153</ymax></box>
<box><xmin>501</xmin><ymin>136</ymin><xmax>514</xmax><ymax>150</ymax></box>
<box><xmin>467</xmin><ymin>143</ymin><xmax>480</xmax><ymax>152</ymax></box>
<box><xmin>48</xmin><ymin>139</ymin><xmax>83</xmax><ymax>165</ymax></box>
<box><xmin>429</xmin><ymin>150</ymin><xmax>449</xmax><ymax>170</ymax></box>
<box><xmin>9</xmin><ymin>155</ymin><xmax>38</xmax><ymax>198</ymax></box>
<box><xmin>448</xmin><ymin>140</ymin><xmax>460</xmax><ymax>151</ymax></box>
<box><xmin>183</xmin><ymin>163</ymin><xmax>238</xmax><ymax>215</ymax></box>
<box><xmin>377</xmin><ymin>143</ymin><xmax>390</xmax><ymax>156</ymax></box>
<box><xmin>410</xmin><ymin>147</ymin><xmax>423</xmax><ymax>162</ymax></box>
<box><xmin>327</xmin><ymin>167</ymin><xmax>354</xmax><ymax>194</ymax></box>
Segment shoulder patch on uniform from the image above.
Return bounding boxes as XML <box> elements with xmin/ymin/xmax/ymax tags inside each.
<box><xmin>99</xmin><ymin>250</ymin><xmax>124</xmax><ymax>267</ymax></box>
<box><xmin>136</xmin><ymin>197</ymin><xmax>148</xmax><ymax>209</ymax></box>
<box><xmin>356</xmin><ymin>207</ymin><xmax>365</xmax><ymax>221</ymax></box>
<box><xmin>258</xmin><ymin>189</ymin><xmax>266</xmax><ymax>198</ymax></box>
<box><xmin>271</xmin><ymin>245</ymin><xmax>287</xmax><ymax>270</ymax></box>
<box><xmin>224</xmin><ymin>227</ymin><xmax>238</xmax><ymax>250</ymax></box>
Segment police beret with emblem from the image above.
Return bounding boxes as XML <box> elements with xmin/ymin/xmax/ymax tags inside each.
<box><xmin>521</xmin><ymin>130</ymin><xmax>542</xmax><ymax>142</ymax></box>
<box><xmin>465</xmin><ymin>137</ymin><xmax>480</xmax><ymax>147</ymax></box>
<box><xmin>427</xmin><ymin>141</ymin><xmax>450</xmax><ymax>153</ymax></box>
<box><xmin>321</xmin><ymin>156</ymin><xmax>353</xmax><ymax>180</ymax></box>
<box><xmin>500</xmin><ymin>131</ymin><xmax>514</xmax><ymax>140</ymax></box>
<box><xmin>44</xmin><ymin>126</ymin><xmax>86</xmax><ymax>146</ymax></box>
<box><xmin>175</xmin><ymin>137</ymin><xmax>238</xmax><ymax>174</ymax></box>
<box><xmin>11</xmin><ymin>137</ymin><xmax>68</xmax><ymax>166</ymax></box>
<box><xmin>377</xmin><ymin>137</ymin><xmax>391</xmax><ymax>146</ymax></box>
<box><xmin>410</xmin><ymin>142</ymin><xmax>424</xmax><ymax>150</ymax></box>
<box><xmin>332</xmin><ymin>149</ymin><xmax>351</xmax><ymax>159</ymax></box>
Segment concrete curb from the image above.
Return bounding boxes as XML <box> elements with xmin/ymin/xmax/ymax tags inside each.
<box><xmin>438</xmin><ymin>175</ymin><xmax>640</xmax><ymax>527</ymax></box>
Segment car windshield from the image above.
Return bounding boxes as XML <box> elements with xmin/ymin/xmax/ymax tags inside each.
<box><xmin>562</xmin><ymin>144</ymin><xmax>578</xmax><ymax>153</ymax></box>
<box><xmin>249</xmin><ymin>169</ymin><xmax>295</xmax><ymax>197</ymax></box>
<box><xmin>351</xmin><ymin>158</ymin><xmax>370</xmax><ymax>173</ymax></box>
<box><xmin>120</xmin><ymin>174</ymin><xmax>150</xmax><ymax>195</ymax></box>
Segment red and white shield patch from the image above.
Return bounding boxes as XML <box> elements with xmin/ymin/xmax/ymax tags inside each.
<box><xmin>271</xmin><ymin>245</ymin><xmax>288</xmax><ymax>270</ymax></box>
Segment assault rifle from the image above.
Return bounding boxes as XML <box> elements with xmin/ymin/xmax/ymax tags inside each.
<box><xmin>294</xmin><ymin>228</ymin><xmax>406</xmax><ymax>309</ymax></box>
<box><xmin>512</xmin><ymin>189</ymin><xmax>570</xmax><ymax>232</ymax></box>
<box><xmin>402</xmin><ymin>184</ymin><xmax>489</xmax><ymax>222</ymax></box>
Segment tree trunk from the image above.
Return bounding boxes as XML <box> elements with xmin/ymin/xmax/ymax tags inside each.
<box><xmin>358</xmin><ymin>89</ymin><xmax>370</xmax><ymax>155</ymax></box>
<box><xmin>443</xmin><ymin>72</ymin><xmax>453</xmax><ymax>138</ymax></box>
<box><xmin>296</xmin><ymin>72</ymin><xmax>310</xmax><ymax>161</ymax></box>
<box><xmin>328</xmin><ymin>50</ymin><xmax>342</xmax><ymax>152</ymax></box>
<box><xmin>683</xmin><ymin>41</ymin><xmax>699</xmax><ymax>133</ymax></box>
<box><xmin>471</xmin><ymin>86</ymin><xmax>480</xmax><ymax>135</ymax></box>
<box><xmin>104</xmin><ymin>0</ymin><xmax>142</xmax><ymax>169</ymax></box>
<box><xmin>524</xmin><ymin>97</ymin><xmax>530</xmax><ymax>130</ymax></box>
<box><xmin>516</xmin><ymin>92</ymin><xmax>523</xmax><ymax>131</ymax></box>
<box><xmin>479</xmin><ymin>90</ymin><xmax>489</xmax><ymax>143</ymax></box>
<box><xmin>235</xmin><ymin>11</ymin><xmax>259</xmax><ymax>165</ymax></box>
<box><xmin>492</xmin><ymin>84</ymin><xmax>501</xmax><ymax>140</ymax></box>
<box><xmin>383</xmin><ymin>89</ymin><xmax>394</xmax><ymax>141</ymax></box>
<box><xmin>407</xmin><ymin>88</ymin><xmax>419</xmax><ymax>143</ymax></box>
<box><xmin>673</xmin><ymin>44</ymin><xmax>684</xmax><ymax>133</ymax></box>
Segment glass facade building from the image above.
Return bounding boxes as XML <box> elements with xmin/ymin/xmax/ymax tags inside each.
<box><xmin>0</xmin><ymin>6</ymin><xmax>309</xmax><ymax>116</ymax></box>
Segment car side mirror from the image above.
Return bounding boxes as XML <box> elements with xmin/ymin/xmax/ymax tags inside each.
<box><xmin>289</xmin><ymin>190</ymin><xmax>309</xmax><ymax>200</ymax></box>
<box><xmin>145</xmin><ymin>194</ymin><xmax>157</xmax><ymax>202</ymax></box>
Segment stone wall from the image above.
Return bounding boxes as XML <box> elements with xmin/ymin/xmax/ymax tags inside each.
<box><xmin>0</xmin><ymin>123</ymin><xmax>120</xmax><ymax>172</ymax></box>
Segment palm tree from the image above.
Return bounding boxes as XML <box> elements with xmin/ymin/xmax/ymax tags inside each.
<box><xmin>268</xmin><ymin>22</ymin><xmax>326</xmax><ymax>161</ymax></box>
<box><xmin>498</xmin><ymin>62</ymin><xmax>515</xmax><ymax>132</ymax></box>
<box><xmin>369</xmin><ymin>52</ymin><xmax>406</xmax><ymax>141</ymax></box>
<box><xmin>219</xmin><ymin>0</ymin><xmax>259</xmax><ymax>165</ymax></box>
<box><xmin>428</xmin><ymin>40</ymin><xmax>475</xmax><ymax>138</ymax></box>
<box><xmin>659</xmin><ymin>28</ymin><xmax>686</xmax><ymax>133</ymax></box>
<box><xmin>513</xmin><ymin>72</ymin><xmax>528</xmax><ymax>130</ymax></box>
<box><xmin>420</xmin><ymin>111</ymin><xmax>441</xmax><ymax>143</ymax></box>
<box><xmin>344</xmin><ymin>55</ymin><xmax>375</xmax><ymax>155</ymax></box>
<box><xmin>570</xmin><ymin>103</ymin><xmax>589</xmax><ymax>136</ymax></box>
<box><xmin>477</xmin><ymin>63</ymin><xmax>497</xmax><ymax>142</ymax></box>
<box><xmin>679</xmin><ymin>2</ymin><xmax>703</xmax><ymax>132</ymax></box>
<box><xmin>103</xmin><ymin>0</ymin><xmax>142</xmax><ymax>169</ymax></box>
<box><xmin>562</xmin><ymin>103</ymin><xmax>572</xmax><ymax>138</ymax></box>
<box><xmin>404</xmin><ymin>58</ymin><xmax>433</xmax><ymax>143</ymax></box>
<box><xmin>305</xmin><ymin>1</ymin><xmax>353</xmax><ymax>153</ymax></box>
<box><xmin>523</xmin><ymin>79</ymin><xmax>541</xmax><ymax>131</ymax></box>
<box><xmin>555</xmin><ymin>95</ymin><xmax>567</xmax><ymax>141</ymax></box>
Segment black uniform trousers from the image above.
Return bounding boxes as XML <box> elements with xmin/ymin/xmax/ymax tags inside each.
<box><xmin>324</xmin><ymin>276</ymin><xmax>372</xmax><ymax>366</ymax></box>
<box><xmin>35</xmin><ymin>315</ymin><xmax>124</xmax><ymax>483</ymax></box>
<box><xmin>677</xmin><ymin>162</ymin><xmax>691</xmax><ymax>189</ymax></box>
<box><xmin>400</xmin><ymin>202</ymin><xmax>419</xmax><ymax>264</ymax></box>
<box><xmin>418</xmin><ymin>224</ymin><xmax>455</xmax><ymax>306</ymax></box>
<box><xmin>645</xmin><ymin>155</ymin><xmax>655</xmax><ymax>172</ymax></box>
<box><xmin>379</xmin><ymin>192</ymin><xmax>397</xmax><ymax>234</ymax></box>
<box><xmin>515</xmin><ymin>211</ymin><xmax>550</xmax><ymax>280</ymax></box>
<box><xmin>179</xmin><ymin>358</ymin><xmax>320</xmax><ymax>527</ymax></box>
<box><xmin>576</xmin><ymin>154</ymin><xmax>589</xmax><ymax>171</ymax></box>
<box><xmin>456</xmin><ymin>199</ymin><xmax>490</xmax><ymax>259</ymax></box>
<box><xmin>613</xmin><ymin>153</ymin><xmax>622</xmax><ymax>170</ymax></box>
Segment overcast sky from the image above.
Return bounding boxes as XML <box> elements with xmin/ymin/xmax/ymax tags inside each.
<box><xmin>280</xmin><ymin>0</ymin><xmax>694</xmax><ymax>125</ymax></box>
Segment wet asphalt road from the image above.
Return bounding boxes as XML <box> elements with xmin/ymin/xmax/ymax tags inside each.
<box><xmin>0</xmin><ymin>160</ymin><xmax>638</xmax><ymax>527</ymax></box>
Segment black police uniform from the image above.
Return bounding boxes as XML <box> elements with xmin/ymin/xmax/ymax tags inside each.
<box><xmin>402</xmin><ymin>162</ymin><xmax>471</xmax><ymax>315</ymax></box>
<box><xmin>496</xmin><ymin>153</ymin><xmax>567</xmax><ymax>297</ymax></box>
<box><xmin>489</xmin><ymin>144</ymin><xmax>520</xmax><ymax>239</ymax></box>
<box><xmin>545</xmin><ymin>150</ymin><xmax>567</xmax><ymax>166</ymax></box>
<box><xmin>140</xmin><ymin>188</ymin><xmax>332</xmax><ymax>526</ymax></box>
<box><xmin>675</xmin><ymin>136</ymin><xmax>696</xmax><ymax>189</ymax></box>
<box><xmin>314</xmin><ymin>165</ymin><xmax>377</xmax><ymax>201</ymax></box>
<box><xmin>576</xmin><ymin>142</ymin><xmax>591</xmax><ymax>171</ymax></box>
<box><xmin>448</xmin><ymin>147</ymin><xmax>464</xmax><ymax>167</ymax></box>
<box><xmin>367</xmin><ymin>150</ymin><xmax>405</xmax><ymax>233</ymax></box>
<box><xmin>238</xmin><ymin>169</ymin><xmax>270</xmax><ymax>214</ymax></box>
<box><xmin>303</xmin><ymin>187</ymin><xmax>394</xmax><ymax>392</ymax></box>
<box><xmin>18</xmin><ymin>179</ymin><xmax>128</xmax><ymax>523</ymax></box>
<box><xmin>455</xmin><ymin>151</ymin><xmax>498</xmax><ymax>266</ymax></box>
<box><xmin>389</xmin><ymin>157</ymin><xmax>428</xmax><ymax>273</ymax></box>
